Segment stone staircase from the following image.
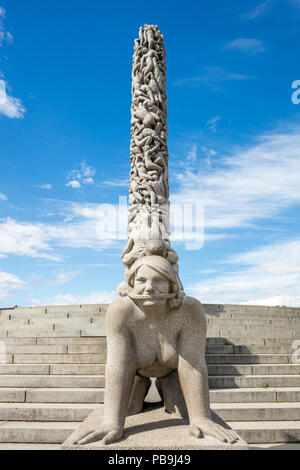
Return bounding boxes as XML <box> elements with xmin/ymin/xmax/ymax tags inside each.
<box><xmin>0</xmin><ymin>303</ymin><xmax>299</xmax><ymax>450</ymax></box>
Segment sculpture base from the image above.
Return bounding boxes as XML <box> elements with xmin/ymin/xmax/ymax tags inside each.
<box><xmin>62</xmin><ymin>403</ymin><xmax>248</xmax><ymax>450</ymax></box>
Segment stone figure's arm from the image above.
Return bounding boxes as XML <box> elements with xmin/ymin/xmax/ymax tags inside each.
<box><xmin>177</xmin><ymin>300</ymin><xmax>211</xmax><ymax>421</ymax></box>
<box><xmin>103</xmin><ymin>302</ymin><xmax>137</xmax><ymax>428</ymax></box>
<box><xmin>72</xmin><ymin>300</ymin><xmax>137</xmax><ymax>445</ymax></box>
<box><xmin>178</xmin><ymin>299</ymin><xmax>239</xmax><ymax>444</ymax></box>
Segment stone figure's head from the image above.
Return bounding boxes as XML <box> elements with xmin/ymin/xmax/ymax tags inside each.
<box><xmin>127</xmin><ymin>255</ymin><xmax>184</xmax><ymax>309</ymax></box>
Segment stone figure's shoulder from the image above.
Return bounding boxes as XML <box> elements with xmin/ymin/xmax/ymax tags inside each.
<box><xmin>107</xmin><ymin>296</ymin><xmax>134</xmax><ymax>316</ymax></box>
<box><xmin>106</xmin><ymin>297</ymin><xmax>135</xmax><ymax>329</ymax></box>
<box><xmin>181</xmin><ymin>295</ymin><xmax>206</xmax><ymax>324</ymax></box>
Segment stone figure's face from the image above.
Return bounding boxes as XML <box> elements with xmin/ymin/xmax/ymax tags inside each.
<box><xmin>133</xmin><ymin>264</ymin><xmax>170</xmax><ymax>307</ymax></box>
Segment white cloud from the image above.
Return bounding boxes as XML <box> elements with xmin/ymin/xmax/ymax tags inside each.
<box><xmin>206</xmin><ymin>115</ymin><xmax>221</xmax><ymax>132</ymax></box>
<box><xmin>38</xmin><ymin>184</ymin><xmax>52</xmax><ymax>190</ymax></box>
<box><xmin>0</xmin><ymin>271</ymin><xmax>24</xmax><ymax>302</ymax></box>
<box><xmin>84</xmin><ymin>177</ymin><xmax>94</xmax><ymax>184</ymax></box>
<box><xmin>49</xmin><ymin>270</ymin><xmax>81</xmax><ymax>286</ymax></box>
<box><xmin>0</xmin><ymin>12</ymin><xmax>24</xmax><ymax>118</ymax></box>
<box><xmin>175</xmin><ymin>66</ymin><xmax>252</xmax><ymax>90</ymax></box>
<box><xmin>187</xmin><ymin>144</ymin><xmax>197</xmax><ymax>162</ymax></box>
<box><xmin>66</xmin><ymin>180</ymin><xmax>81</xmax><ymax>189</ymax></box>
<box><xmin>0</xmin><ymin>201</ymin><xmax>122</xmax><ymax>261</ymax></box>
<box><xmin>66</xmin><ymin>161</ymin><xmax>96</xmax><ymax>188</ymax></box>
<box><xmin>224</xmin><ymin>38</ymin><xmax>266</xmax><ymax>55</ymax></box>
<box><xmin>0</xmin><ymin>192</ymin><xmax>7</xmax><ymax>200</ymax></box>
<box><xmin>172</xmin><ymin>126</ymin><xmax>300</xmax><ymax>233</ymax></box>
<box><xmin>188</xmin><ymin>238</ymin><xmax>300</xmax><ymax>307</ymax></box>
<box><xmin>0</xmin><ymin>88</ymin><xmax>25</xmax><ymax>119</ymax></box>
<box><xmin>0</xmin><ymin>218</ymin><xmax>62</xmax><ymax>261</ymax></box>
<box><xmin>3</xmin><ymin>126</ymin><xmax>300</xmax><ymax>263</ymax></box>
<box><xmin>241</xmin><ymin>0</ymin><xmax>275</xmax><ymax>20</ymax></box>
<box><xmin>102</xmin><ymin>178</ymin><xmax>129</xmax><ymax>187</ymax></box>
<box><xmin>49</xmin><ymin>290</ymin><xmax>117</xmax><ymax>306</ymax></box>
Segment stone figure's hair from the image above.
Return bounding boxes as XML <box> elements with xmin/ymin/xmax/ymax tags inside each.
<box><xmin>128</xmin><ymin>255</ymin><xmax>184</xmax><ymax>309</ymax></box>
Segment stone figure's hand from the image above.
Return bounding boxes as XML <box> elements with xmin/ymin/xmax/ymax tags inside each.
<box><xmin>190</xmin><ymin>419</ymin><xmax>239</xmax><ymax>444</ymax></box>
<box><xmin>72</xmin><ymin>423</ymin><xmax>124</xmax><ymax>446</ymax></box>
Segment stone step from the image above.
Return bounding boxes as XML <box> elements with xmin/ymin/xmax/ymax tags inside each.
<box><xmin>207</xmin><ymin>337</ymin><xmax>299</xmax><ymax>346</ymax></box>
<box><xmin>1</xmin><ymin>373</ymin><xmax>300</xmax><ymax>389</ymax></box>
<box><xmin>0</xmin><ymin>319</ymin><xmax>97</xmax><ymax>328</ymax></box>
<box><xmin>0</xmin><ymin>305</ymin><xmax>107</xmax><ymax>315</ymax></box>
<box><xmin>12</xmin><ymin>353</ymin><xmax>107</xmax><ymax>364</ymax></box>
<box><xmin>250</xmin><ymin>443</ymin><xmax>300</xmax><ymax>450</ymax></box>
<box><xmin>0</xmin><ymin>336</ymin><xmax>289</xmax><ymax>347</ymax></box>
<box><xmin>25</xmin><ymin>388</ymin><xmax>105</xmax><ymax>404</ymax></box>
<box><xmin>206</xmin><ymin>354</ymin><xmax>292</xmax><ymax>364</ymax></box>
<box><xmin>203</xmin><ymin>304</ymin><xmax>300</xmax><ymax>314</ymax></box>
<box><xmin>1</xmin><ymin>363</ymin><xmax>297</xmax><ymax>377</ymax></box>
<box><xmin>210</xmin><ymin>387</ymin><xmax>300</xmax><ymax>403</ymax></box>
<box><xmin>1</xmin><ymin>387</ymin><xmax>299</xmax><ymax>404</ymax></box>
<box><xmin>0</xmin><ymin>329</ymin><xmax>83</xmax><ymax>338</ymax></box>
<box><xmin>0</xmin><ymin>364</ymin><xmax>51</xmax><ymax>375</ymax></box>
<box><xmin>207</xmin><ymin>329</ymin><xmax>299</xmax><ymax>338</ymax></box>
<box><xmin>0</xmin><ymin>419</ymin><xmax>299</xmax><ymax>444</ymax></box>
<box><xmin>230</xmin><ymin>421</ymin><xmax>300</xmax><ymax>444</ymax></box>
<box><xmin>206</xmin><ymin>312</ymin><xmax>300</xmax><ymax>319</ymax></box>
<box><xmin>209</xmin><ymin>375</ymin><xmax>300</xmax><ymax>389</ymax></box>
<box><xmin>0</xmin><ymin>402</ymin><xmax>299</xmax><ymax>423</ymax></box>
<box><xmin>5</xmin><ymin>312</ymin><xmax>106</xmax><ymax>321</ymax></box>
<box><xmin>212</xmin><ymin>402</ymin><xmax>300</xmax><ymax>422</ymax></box>
<box><xmin>5</xmin><ymin>345</ymin><xmax>69</xmax><ymax>354</ymax></box>
<box><xmin>3</xmin><ymin>314</ymin><xmax>298</xmax><ymax>326</ymax></box>
<box><xmin>35</xmin><ymin>337</ymin><xmax>107</xmax><ymax>346</ymax></box>
<box><xmin>0</xmin><ymin>443</ymin><xmax>62</xmax><ymax>450</ymax></box>
<box><xmin>8</xmin><ymin>353</ymin><xmax>293</xmax><ymax>365</ymax></box>
<box><xmin>5</xmin><ymin>343</ymin><xmax>296</xmax><ymax>355</ymax></box>
<box><xmin>0</xmin><ymin>421</ymin><xmax>77</xmax><ymax>443</ymax></box>
<box><xmin>0</xmin><ymin>375</ymin><xmax>105</xmax><ymax>388</ymax></box>
<box><xmin>208</xmin><ymin>364</ymin><xmax>300</xmax><ymax>375</ymax></box>
<box><xmin>207</xmin><ymin>318</ymin><xmax>300</xmax><ymax>325</ymax></box>
<box><xmin>0</xmin><ymin>443</ymin><xmax>299</xmax><ymax>450</ymax></box>
<box><xmin>49</xmin><ymin>364</ymin><xmax>106</xmax><ymax>375</ymax></box>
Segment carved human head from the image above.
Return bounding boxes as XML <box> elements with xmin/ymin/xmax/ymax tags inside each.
<box><xmin>127</xmin><ymin>255</ymin><xmax>184</xmax><ymax>308</ymax></box>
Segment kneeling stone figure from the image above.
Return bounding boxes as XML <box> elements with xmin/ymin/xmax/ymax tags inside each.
<box><xmin>69</xmin><ymin>252</ymin><xmax>240</xmax><ymax>446</ymax></box>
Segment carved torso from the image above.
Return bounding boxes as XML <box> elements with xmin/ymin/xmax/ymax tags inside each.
<box><xmin>106</xmin><ymin>296</ymin><xmax>206</xmax><ymax>379</ymax></box>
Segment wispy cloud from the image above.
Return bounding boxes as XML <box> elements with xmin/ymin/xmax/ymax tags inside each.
<box><xmin>206</xmin><ymin>115</ymin><xmax>221</xmax><ymax>132</ymax></box>
<box><xmin>0</xmin><ymin>218</ymin><xmax>62</xmax><ymax>261</ymax></box>
<box><xmin>241</xmin><ymin>0</ymin><xmax>275</xmax><ymax>20</ymax></box>
<box><xmin>0</xmin><ymin>192</ymin><xmax>7</xmax><ymax>201</ymax></box>
<box><xmin>0</xmin><ymin>81</ymin><xmax>25</xmax><ymax>119</ymax></box>
<box><xmin>224</xmin><ymin>38</ymin><xmax>267</xmax><ymax>55</ymax></box>
<box><xmin>175</xmin><ymin>66</ymin><xmax>252</xmax><ymax>90</ymax></box>
<box><xmin>48</xmin><ymin>269</ymin><xmax>81</xmax><ymax>286</ymax></box>
<box><xmin>0</xmin><ymin>6</ymin><xmax>13</xmax><ymax>46</ymax></box>
<box><xmin>0</xmin><ymin>201</ymin><xmax>122</xmax><ymax>261</ymax></box>
<box><xmin>172</xmin><ymin>126</ymin><xmax>300</xmax><ymax>233</ymax></box>
<box><xmin>188</xmin><ymin>238</ymin><xmax>300</xmax><ymax>307</ymax></box>
<box><xmin>102</xmin><ymin>178</ymin><xmax>129</xmax><ymax>187</ymax></box>
<box><xmin>66</xmin><ymin>161</ymin><xmax>96</xmax><ymax>189</ymax></box>
<box><xmin>0</xmin><ymin>271</ymin><xmax>24</xmax><ymax>302</ymax></box>
<box><xmin>66</xmin><ymin>180</ymin><xmax>81</xmax><ymax>189</ymax></box>
<box><xmin>187</xmin><ymin>144</ymin><xmax>197</xmax><ymax>162</ymax></box>
<box><xmin>38</xmin><ymin>184</ymin><xmax>53</xmax><ymax>190</ymax></box>
<box><xmin>48</xmin><ymin>290</ymin><xmax>117</xmax><ymax>306</ymax></box>
<box><xmin>0</xmin><ymin>9</ymin><xmax>25</xmax><ymax>119</ymax></box>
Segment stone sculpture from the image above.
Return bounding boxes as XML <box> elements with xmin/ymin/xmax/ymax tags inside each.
<box><xmin>64</xmin><ymin>25</ymin><xmax>243</xmax><ymax>449</ymax></box>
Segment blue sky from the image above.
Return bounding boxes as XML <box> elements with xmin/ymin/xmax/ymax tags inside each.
<box><xmin>1</xmin><ymin>0</ymin><xmax>300</xmax><ymax>307</ymax></box>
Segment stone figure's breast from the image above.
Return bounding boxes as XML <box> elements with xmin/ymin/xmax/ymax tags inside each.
<box><xmin>135</xmin><ymin>325</ymin><xmax>178</xmax><ymax>377</ymax></box>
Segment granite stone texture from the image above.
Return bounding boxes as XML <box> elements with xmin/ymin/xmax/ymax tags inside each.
<box><xmin>62</xmin><ymin>404</ymin><xmax>249</xmax><ymax>450</ymax></box>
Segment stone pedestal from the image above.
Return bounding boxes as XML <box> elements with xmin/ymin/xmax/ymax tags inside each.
<box><xmin>62</xmin><ymin>404</ymin><xmax>249</xmax><ymax>450</ymax></box>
